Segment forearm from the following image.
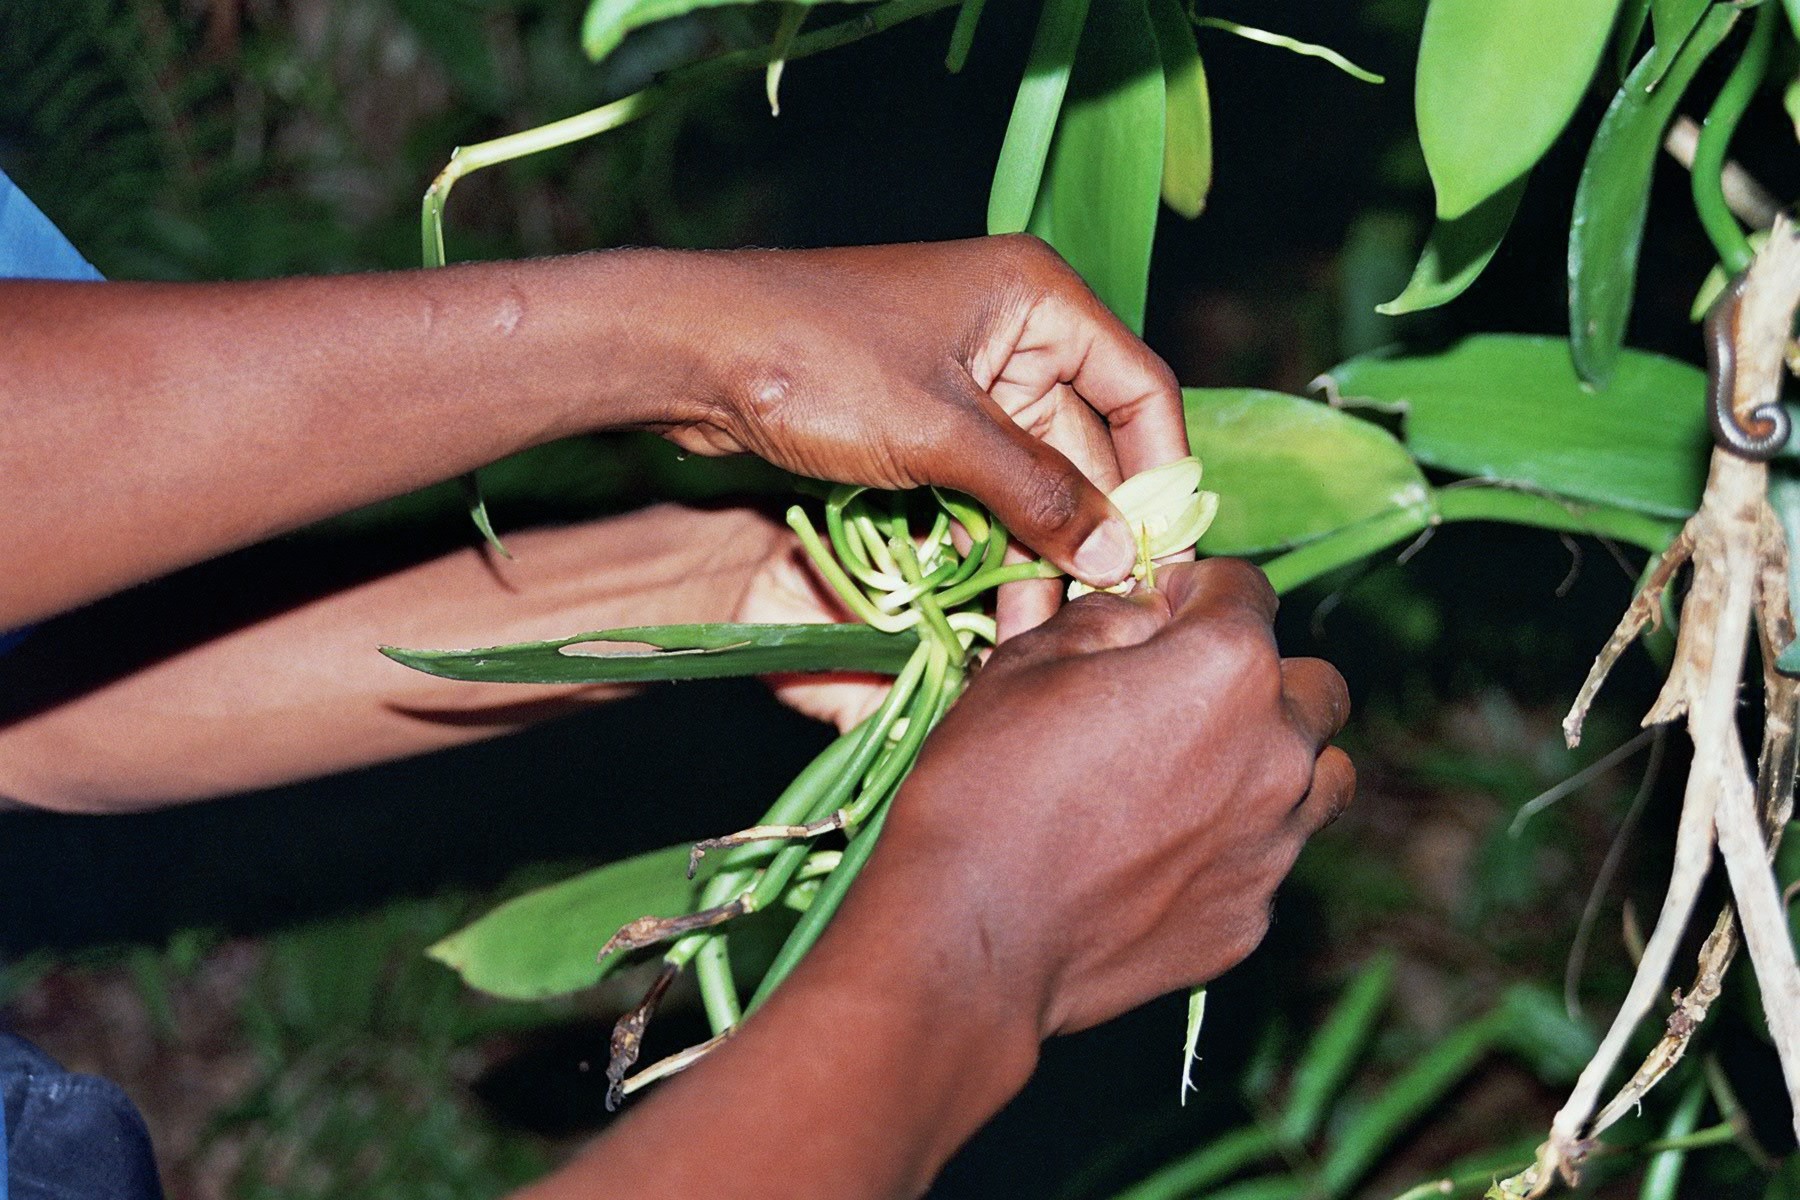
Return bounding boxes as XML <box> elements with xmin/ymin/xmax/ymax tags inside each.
<box><xmin>0</xmin><ymin>504</ymin><xmax>781</xmax><ymax>811</ymax></box>
<box><xmin>519</xmin><ymin>863</ymin><xmax>1038</xmax><ymax>1200</ymax></box>
<box><xmin>0</xmin><ymin>253</ymin><xmax>723</xmax><ymax>627</ymax></box>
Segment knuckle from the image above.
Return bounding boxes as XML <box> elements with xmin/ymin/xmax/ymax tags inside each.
<box><xmin>1204</xmin><ymin>557</ymin><xmax>1277</xmax><ymax>608</ymax></box>
<box><xmin>1215</xmin><ymin>905</ymin><xmax>1274</xmax><ymax>970</ymax></box>
<box><xmin>1212</xmin><ymin>619</ymin><xmax>1282</xmax><ymax>695</ymax></box>
<box><xmin>1143</xmin><ymin>353</ymin><xmax>1180</xmax><ymax>399</ymax></box>
<box><xmin>1268</xmin><ymin>736</ymin><xmax>1318</xmax><ymax>807</ymax></box>
<box><xmin>995</xmin><ymin>231</ymin><xmax>1060</xmax><ymax>270</ymax></box>
<box><xmin>1012</xmin><ymin>459</ymin><xmax>1085</xmax><ymax>535</ymax></box>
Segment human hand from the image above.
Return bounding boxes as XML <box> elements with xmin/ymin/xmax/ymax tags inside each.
<box><xmin>834</xmin><ymin>558</ymin><xmax>1353</xmax><ymax>1040</ymax></box>
<box><xmin>732</xmin><ymin>524</ymin><xmax>889</xmax><ymax>731</ymax></box>
<box><xmin>659</xmin><ymin>235</ymin><xmax>1190</xmax><ymax>620</ymax></box>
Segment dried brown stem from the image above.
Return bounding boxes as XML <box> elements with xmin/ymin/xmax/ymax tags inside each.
<box><xmin>1510</xmin><ymin>221</ymin><xmax>1800</xmax><ymax>1196</ymax></box>
<box><xmin>605</xmin><ymin>962</ymin><xmax>679</xmax><ymax>1111</ymax></box>
<box><xmin>687</xmin><ymin>815</ymin><xmax>847</xmax><ymax>877</ymax></box>
<box><xmin>1589</xmin><ymin>907</ymin><xmax>1737</xmax><ymax>1136</ymax></box>
<box><xmin>598</xmin><ymin>894</ymin><xmax>754</xmax><ymax>961</ymax></box>
<box><xmin>620</xmin><ymin>1030</ymin><xmax>735</xmax><ymax>1099</ymax></box>
<box><xmin>1563</xmin><ymin>532</ymin><xmax>1692</xmax><ymax>747</ymax></box>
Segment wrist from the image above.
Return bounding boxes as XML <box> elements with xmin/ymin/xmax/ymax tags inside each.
<box><xmin>511</xmin><ymin>249</ymin><xmax>735</xmax><ymax>440</ymax></box>
<box><xmin>806</xmin><ymin>853</ymin><xmax>1045</xmax><ymax>1106</ymax></box>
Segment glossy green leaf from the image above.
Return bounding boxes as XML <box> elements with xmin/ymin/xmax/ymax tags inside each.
<box><xmin>1569</xmin><ymin>3</ymin><xmax>1737</xmax><ymax>386</ymax></box>
<box><xmin>1260</xmin><ymin>508</ymin><xmax>1436</xmax><ymax>595</ymax></box>
<box><xmin>582</xmin><ymin>0</ymin><xmax>881</xmax><ymax>63</ymax></box>
<box><xmin>383</xmin><ymin>622</ymin><xmax>920</xmax><ymax>684</ymax></box>
<box><xmin>1376</xmin><ymin>175</ymin><xmax>1525</xmax><ymax>315</ymax></box>
<box><xmin>1416</xmin><ymin>0</ymin><xmax>1622</xmax><ymax>219</ymax></box>
<box><xmin>1612</xmin><ymin>0</ymin><xmax>1652</xmax><ymax>81</ymax></box>
<box><xmin>1185</xmin><ymin>388</ymin><xmax>1432</xmax><ymax>555</ymax></box>
<box><xmin>1432</xmin><ymin>486</ymin><xmax>1678</xmax><ymax>553</ymax></box>
<box><xmin>1646</xmin><ymin>0</ymin><xmax>1712</xmax><ymax>87</ymax></box>
<box><xmin>944</xmin><ymin>0</ymin><xmax>986</xmax><ymax>72</ymax></box>
<box><xmin>1277</xmin><ymin>954</ymin><xmax>1395</xmax><ymax>1146</ymax></box>
<box><xmin>1148</xmin><ymin>0</ymin><xmax>1211</xmax><ymax>219</ymax></box>
<box><xmin>987</xmin><ymin>0</ymin><xmax>1091</xmax><ymax>234</ymax></box>
<box><xmin>428</xmin><ymin>844</ymin><xmax>704</xmax><ymax>999</ymax></box>
<box><xmin>1026</xmin><ymin>0</ymin><xmax>1164</xmax><ymax>333</ymax></box>
<box><xmin>1321</xmin><ymin>336</ymin><xmax>1710</xmax><ymax>517</ymax></box>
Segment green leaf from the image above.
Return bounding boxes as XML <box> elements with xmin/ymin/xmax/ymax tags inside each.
<box><xmin>1277</xmin><ymin>954</ymin><xmax>1395</xmax><ymax>1146</ymax></box>
<box><xmin>1612</xmin><ymin>0</ymin><xmax>1652</xmax><ymax>82</ymax></box>
<box><xmin>1317</xmin><ymin>1010</ymin><xmax>1502</xmax><ymax>1196</ymax></box>
<box><xmin>428</xmin><ymin>844</ymin><xmax>704</xmax><ymax>999</ymax></box>
<box><xmin>987</xmin><ymin>0</ymin><xmax>1091</xmax><ymax>234</ymax></box>
<box><xmin>1432</xmin><ymin>486</ymin><xmax>1678</xmax><ymax>553</ymax></box>
<box><xmin>382</xmin><ymin>622</ymin><xmax>921</xmax><ymax>684</ymax></box>
<box><xmin>1640</xmin><ymin>1079</ymin><xmax>1707</xmax><ymax>1200</ymax></box>
<box><xmin>1026</xmin><ymin>0</ymin><xmax>1164</xmax><ymax>333</ymax></box>
<box><xmin>1321</xmin><ymin>336</ymin><xmax>1710</xmax><ymax>517</ymax></box>
<box><xmin>1148</xmin><ymin>0</ymin><xmax>1211</xmax><ymax>219</ymax></box>
<box><xmin>1191</xmin><ymin>1179</ymin><xmax>1305</xmax><ymax>1200</ymax></box>
<box><xmin>944</xmin><ymin>0</ymin><xmax>986</xmax><ymax>72</ymax></box>
<box><xmin>1376</xmin><ymin>175</ymin><xmax>1525</xmax><ymax>315</ymax></box>
<box><xmin>1185</xmin><ymin>388</ymin><xmax>1432</xmax><ymax>555</ymax></box>
<box><xmin>1493</xmin><ymin>984</ymin><xmax>1598</xmax><ymax>1082</ymax></box>
<box><xmin>1416</xmin><ymin>0</ymin><xmax>1622</xmax><ymax>219</ymax></box>
<box><xmin>1108</xmin><ymin>1125</ymin><xmax>1281</xmax><ymax>1200</ymax></box>
<box><xmin>581</xmin><ymin>0</ymin><xmax>880</xmax><ymax>64</ymax></box>
<box><xmin>1645</xmin><ymin>0</ymin><xmax>1712</xmax><ymax>87</ymax></box>
<box><xmin>1569</xmin><ymin>3</ymin><xmax>1737</xmax><ymax>386</ymax></box>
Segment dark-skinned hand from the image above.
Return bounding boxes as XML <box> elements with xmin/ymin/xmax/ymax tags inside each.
<box><xmin>656</xmin><ymin>233</ymin><xmax>1189</xmax><ymax>626</ymax></box>
<box><xmin>843</xmin><ymin>556</ymin><xmax>1354</xmax><ymax>1037</ymax></box>
<box><xmin>525</xmin><ymin>559</ymin><xmax>1352</xmax><ymax>1200</ymax></box>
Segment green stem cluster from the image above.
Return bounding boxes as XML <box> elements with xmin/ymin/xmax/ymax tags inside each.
<box><xmin>611</xmin><ymin>487</ymin><xmax>1016</xmax><ymax>1084</ymax></box>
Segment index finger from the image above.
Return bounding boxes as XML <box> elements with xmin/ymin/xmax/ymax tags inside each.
<box><xmin>1052</xmin><ymin>292</ymin><xmax>1191</xmax><ymax>478</ymax></box>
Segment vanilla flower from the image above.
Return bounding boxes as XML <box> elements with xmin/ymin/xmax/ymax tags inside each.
<box><xmin>1069</xmin><ymin>456</ymin><xmax>1218</xmax><ymax>598</ymax></box>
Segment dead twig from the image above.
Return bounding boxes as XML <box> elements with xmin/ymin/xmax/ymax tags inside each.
<box><xmin>598</xmin><ymin>894</ymin><xmax>754</xmax><ymax>960</ymax></box>
<box><xmin>687</xmin><ymin>816</ymin><xmax>846</xmax><ymax>877</ymax></box>
<box><xmin>620</xmin><ymin>1030</ymin><xmax>734</xmax><ymax>1099</ymax></box>
<box><xmin>605</xmin><ymin>962</ymin><xmax>680</xmax><ymax>1111</ymax></box>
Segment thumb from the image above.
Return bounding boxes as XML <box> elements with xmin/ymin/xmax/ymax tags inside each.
<box><xmin>928</xmin><ymin>389</ymin><xmax>1138</xmax><ymax>588</ymax></box>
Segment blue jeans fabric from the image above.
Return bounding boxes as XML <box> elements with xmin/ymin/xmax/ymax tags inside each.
<box><xmin>0</xmin><ymin>1035</ymin><xmax>162</xmax><ymax>1200</ymax></box>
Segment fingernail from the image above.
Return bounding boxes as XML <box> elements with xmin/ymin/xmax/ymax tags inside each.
<box><xmin>1072</xmin><ymin>518</ymin><xmax>1135</xmax><ymax>585</ymax></box>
